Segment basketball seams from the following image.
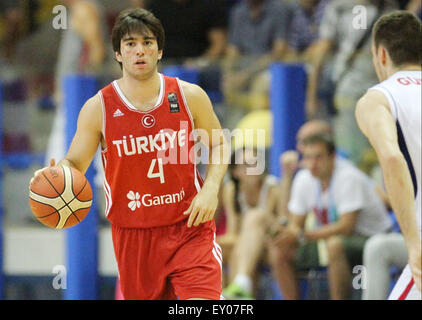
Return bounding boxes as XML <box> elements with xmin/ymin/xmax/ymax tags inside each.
<box><xmin>41</xmin><ymin>170</ymin><xmax>70</xmax><ymax>205</ymax></box>
<box><xmin>57</xmin><ymin>166</ymin><xmax>84</xmax><ymax>228</ymax></box>
<box><xmin>29</xmin><ymin>189</ymin><xmax>60</xmax><ymax>200</ymax></box>
<box><xmin>68</xmin><ymin>178</ymin><xmax>93</xmax><ymax>210</ymax></box>
<box><xmin>62</xmin><ymin>166</ymin><xmax>77</xmax><ymax>203</ymax></box>
<box><xmin>31</xmin><ymin>180</ymin><xmax>90</xmax><ymax>215</ymax></box>
<box><xmin>59</xmin><ymin>169</ymin><xmax>92</xmax><ymax>228</ymax></box>
<box><xmin>41</xmin><ymin>167</ymin><xmax>77</xmax><ymax>228</ymax></box>
<box><xmin>29</xmin><ymin>190</ymin><xmax>66</xmax><ymax>210</ymax></box>
<box><xmin>56</xmin><ymin>206</ymin><xmax>75</xmax><ymax>228</ymax></box>
<box><xmin>44</xmin><ymin>166</ymin><xmax>79</xmax><ymax>228</ymax></box>
<box><xmin>29</xmin><ymin>197</ymin><xmax>60</xmax><ymax>218</ymax></box>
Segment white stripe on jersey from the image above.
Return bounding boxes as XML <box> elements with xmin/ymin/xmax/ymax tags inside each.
<box><xmin>101</xmin><ymin>153</ymin><xmax>112</xmax><ymax>217</ymax></box>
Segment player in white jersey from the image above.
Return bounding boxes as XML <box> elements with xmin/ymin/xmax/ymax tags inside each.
<box><xmin>355</xmin><ymin>11</ymin><xmax>421</xmax><ymax>300</ymax></box>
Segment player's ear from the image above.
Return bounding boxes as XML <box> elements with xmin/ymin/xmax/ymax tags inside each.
<box><xmin>115</xmin><ymin>51</ymin><xmax>122</xmax><ymax>63</ymax></box>
<box><xmin>379</xmin><ymin>45</ymin><xmax>388</xmax><ymax>66</ymax></box>
<box><xmin>158</xmin><ymin>50</ymin><xmax>163</xmax><ymax>61</ymax></box>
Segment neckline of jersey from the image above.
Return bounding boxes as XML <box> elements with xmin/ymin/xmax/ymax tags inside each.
<box><xmin>391</xmin><ymin>70</ymin><xmax>421</xmax><ymax>77</ymax></box>
<box><xmin>112</xmin><ymin>73</ymin><xmax>165</xmax><ymax>114</ymax></box>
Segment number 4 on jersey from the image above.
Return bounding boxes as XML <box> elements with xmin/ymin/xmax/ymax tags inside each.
<box><xmin>147</xmin><ymin>158</ymin><xmax>165</xmax><ymax>184</ymax></box>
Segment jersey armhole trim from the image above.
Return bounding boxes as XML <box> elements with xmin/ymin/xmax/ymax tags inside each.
<box><xmin>175</xmin><ymin>77</ymin><xmax>202</xmax><ymax>192</ymax></box>
<box><xmin>98</xmin><ymin>90</ymin><xmax>108</xmax><ymax>152</ymax></box>
<box><xmin>175</xmin><ymin>77</ymin><xmax>195</xmax><ymax>130</ymax></box>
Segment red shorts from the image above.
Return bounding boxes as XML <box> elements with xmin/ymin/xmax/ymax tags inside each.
<box><xmin>111</xmin><ymin>219</ymin><xmax>223</xmax><ymax>300</ymax></box>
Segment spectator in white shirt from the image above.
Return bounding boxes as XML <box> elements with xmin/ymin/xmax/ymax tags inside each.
<box><xmin>268</xmin><ymin>133</ymin><xmax>392</xmax><ymax>299</ymax></box>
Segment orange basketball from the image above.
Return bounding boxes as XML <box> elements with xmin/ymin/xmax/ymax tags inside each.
<box><xmin>29</xmin><ymin>165</ymin><xmax>93</xmax><ymax>229</ymax></box>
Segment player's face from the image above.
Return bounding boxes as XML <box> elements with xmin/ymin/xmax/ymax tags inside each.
<box><xmin>302</xmin><ymin>143</ymin><xmax>334</xmax><ymax>179</ymax></box>
<box><xmin>116</xmin><ymin>30</ymin><xmax>163</xmax><ymax>79</ymax></box>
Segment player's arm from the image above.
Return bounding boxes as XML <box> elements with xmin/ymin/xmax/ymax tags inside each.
<box><xmin>181</xmin><ymin>81</ymin><xmax>229</xmax><ymax>227</ymax></box>
<box><xmin>59</xmin><ymin>94</ymin><xmax>103</xmax><ymax>174</ymax></box>
<box><xmin>355</xmin><ymin>90</ymin><xmax>421</xmax><ymax>290</ymax></box>
<box><xmin>355</xmin><ymin>90</ymin><xmax>420</xmax><ymax>246</ymax></box>
<box><xmin>30</xmin><ymin>94</ymin><xmax>103</xmax><ymax>185</ymax></box>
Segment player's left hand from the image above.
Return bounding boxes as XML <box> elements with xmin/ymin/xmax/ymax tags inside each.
<box><xmin>183</xmin><ymin>186</ymin><xmax>219</xmax><ymax>228</ymax></box>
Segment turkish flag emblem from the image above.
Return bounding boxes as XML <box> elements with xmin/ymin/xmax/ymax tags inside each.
<box><xmin>141</xmin><ymin>114</ymin><xmax>156</xmax><ymax>128</ymax></box>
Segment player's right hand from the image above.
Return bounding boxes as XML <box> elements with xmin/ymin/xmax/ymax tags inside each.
<box><xmin>29</xmin><ymin>158</ymin><xmax>56</xmax><ymax>187</ymax></box>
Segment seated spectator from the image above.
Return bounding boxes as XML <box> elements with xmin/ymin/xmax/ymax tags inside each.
<box><xmin>222</xmin><ymin>0</ymin><xmax>292</xmax><ymax>110</ymax></box>
<box><xmin>276</xmin><ymin>119</ymin><xmax>353</xmax><ymax>218</ymax></box>
<box><xmin>218</xmin><ymin>147</ymin><xmax>278</xmax><ymax>299</ymax></box>
<box><xmin>268</xmin><ymin>133</ymin><xmax>393</xmax><ymax>299</ymax></box>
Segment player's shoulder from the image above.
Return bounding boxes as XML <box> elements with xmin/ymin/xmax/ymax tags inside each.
<box><xmin>358</xmin><ymin>87</ymin><xmax>389</xmax><ymax>105</ymax></box>
<box><xmin>356</xmin><ymin>87</ymin><xmax>391</xmax><ymax>116</ymax></box>
<box><xmin>83</xmin><ymin>93</ymin><xmax>102</xmax><ymax>110</ymax></box>
<box><xmin>178</xmin><ymin>79</ymin><xmax>207</xmax><ymax>99</ymax></box>
<box><xmin>178</xmin><ymin>80</ymin><xmax>211</xmax><ymax>115</ymax></box>
<box><xmin>78</xmin><ymin>93</ymin><xmax>103</xmax><ymax>125</ymax></box>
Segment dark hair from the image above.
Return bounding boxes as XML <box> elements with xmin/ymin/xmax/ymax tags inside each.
<box><xmin>372</xmin><ymin>10</ymin><xmax>422</xmax><ymax>67</ymax></box>
<box><xmin>301</xmin><ymin>133</ymin><xmax>336</xmax><ymax>155</ymax></box>
<box><xmin>111</xmin><ymin>8</ymin><xmax>165</xmax><ymax>68</ymax></box>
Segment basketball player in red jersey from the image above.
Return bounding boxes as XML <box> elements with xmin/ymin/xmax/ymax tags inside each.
<box><xmin>31</xmin><ymin>8</ymin><xmax>228</xmax><ymax>300</ymax></box>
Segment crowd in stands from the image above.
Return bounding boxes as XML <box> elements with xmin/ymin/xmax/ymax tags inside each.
<box><xmin>1</xmin><ymin>0</ymin><xmax>421</xmax><ymax>300</ymax></box>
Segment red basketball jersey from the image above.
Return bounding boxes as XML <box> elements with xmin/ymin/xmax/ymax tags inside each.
<box><xmin>99</xmin><ymin>74</ymin><xmax>203</xmax><ymax>228</ymax></box>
